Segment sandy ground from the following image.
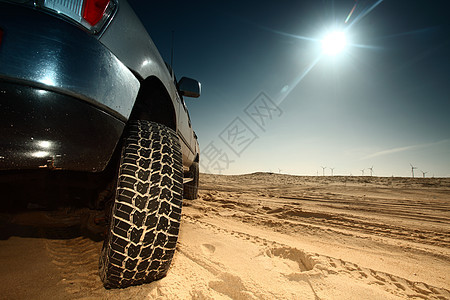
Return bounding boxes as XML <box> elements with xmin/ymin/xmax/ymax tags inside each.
<box><xmin>0</xmin><ymin>173</ymin><xmax>449</xmax><ymax>299</ymax></box>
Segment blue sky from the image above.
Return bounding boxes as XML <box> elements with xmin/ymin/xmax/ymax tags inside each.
<box><xmin>128</xmin><ymin>0</ymin><xmax>450</xmax><ymax>177</ymax></box>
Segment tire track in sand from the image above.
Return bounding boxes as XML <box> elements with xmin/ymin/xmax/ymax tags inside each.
<box><xmin>44</xmin><ymin>235</ymin><xmax>104</xmax><ymax>297</ymax></box>
<box><xmin>178</xmin><ymin>214</ymin><xmax>321</xmax><ymax>299</ymax></box>
<box><xmin>183</xmin><ymin>213</ymin><xmax>450</xmax><ymax>300</ymax></box>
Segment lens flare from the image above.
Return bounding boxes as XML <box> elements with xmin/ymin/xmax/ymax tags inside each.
<box><xmin>345</xmin><ymin>1</ymin><xmax>358</xmax><ymax>23</ymax></box>
<box><xmin>321</xmin><ymin>31</ymin><xmax>346</xmax><ymax>56</ymax></box>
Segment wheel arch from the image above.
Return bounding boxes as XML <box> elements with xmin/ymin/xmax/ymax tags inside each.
<box><xmin>128</xmin><ymin>76</ymin><xmax>177</xmax><ymax>131</ymax></box>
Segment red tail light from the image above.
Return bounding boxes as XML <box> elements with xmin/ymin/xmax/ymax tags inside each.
<box><xmin>83</xmin><ymin>0</ymin><xmax>111</xmax><ymax>26</ymax></box>
<box><xmin>40</xmin><ymin>0</ymin><xmax>117</xmax><ymax>33</ymax></box>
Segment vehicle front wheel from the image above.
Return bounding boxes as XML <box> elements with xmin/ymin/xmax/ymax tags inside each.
<box><xmin>99</xmin><ymin>120</ymin><xmax>183</xmax><ymax>289</ymax></box>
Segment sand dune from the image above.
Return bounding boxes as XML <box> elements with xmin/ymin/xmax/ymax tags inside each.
<box><xmin>0</xmin><ymin>173</ymin><xmax>449</xmax><ymax>299</ymax></box>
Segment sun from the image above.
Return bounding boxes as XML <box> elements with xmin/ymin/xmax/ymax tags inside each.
<box><xmin>321</xmin><ymin>31</ymin><xmax>347</xmax><ymax>56</ymax></box>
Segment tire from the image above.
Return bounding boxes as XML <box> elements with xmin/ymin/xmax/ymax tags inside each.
<box><xmin>99</xmin><ymin>120</ymin><xmax>183</xmax><ymax>289</ymax></box>
<box><xmin>183</xmin><ymin>162</ymin><xmax>199</xmax><ymax>200</ymax></box>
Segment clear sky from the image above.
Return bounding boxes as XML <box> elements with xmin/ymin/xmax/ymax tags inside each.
<box><xmin>128</xmin><ymin>0</ymin><xmax>450</xmax><ymax>177</ymax></box>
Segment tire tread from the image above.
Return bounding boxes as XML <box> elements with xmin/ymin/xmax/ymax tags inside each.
<box><xmin>100</xmin><ymin>121</ymin><xmax>183</xmax><ymax>289</ymax></box>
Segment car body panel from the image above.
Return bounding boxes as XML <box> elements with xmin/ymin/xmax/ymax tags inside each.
<box><xmin>0</xmin><ymin>81</ymin><xmax>124</xmax><ymax>172</ymax></box>
<box><xmin>99</xmin><ymin>0</ymin><xmax>199</xmax><ymax>169</ymax></box>
<box><xmin>0</xmin><ymin>2</ymin><xmax>139</xmax><ymax>121</ymax></box>
<box><xmin>99</xmin><ymin>0</ymin><xmax>175</xmax><ymax>98</ymax></box>
<box><xmin>0</xmin><ymin>0</ymin><xmax>199</xmax><ymax>173</ymax></box>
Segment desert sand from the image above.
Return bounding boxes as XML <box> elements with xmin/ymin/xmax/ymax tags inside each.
<box><xmin>0</xmin><ymin>173</ymin><xmax>449</xmax><ymax>299</ymax></box>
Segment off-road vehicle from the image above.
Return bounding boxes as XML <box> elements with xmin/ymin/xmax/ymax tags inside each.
<box><xmin>0</xmin><ymin>0</ymin><xmax>200</xmax><ymax>288</ymax></box>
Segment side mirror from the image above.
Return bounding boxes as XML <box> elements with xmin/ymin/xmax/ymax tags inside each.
<box><xmin>178</xmin><ymin>77</ymin><xmax>201</xmax><ymax>98</ymax></box>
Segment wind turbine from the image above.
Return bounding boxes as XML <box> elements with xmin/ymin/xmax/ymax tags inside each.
<box><xmin>278</xmin><ymin>168</ymin><xmax>282</xmax><ymax>174</ymax></box>
<box><xmin>421</xmin><ymin>170</ymin><xmax>428</xmax><ymax>178</ymax></box>
<box><xmin>410</xmin><ymin>163</ymin><xmax>417</xmax><ymax>178</ymax></box>
<box><xmin>330</xmin><ymin>167</ymin><xmax>335</xmax><ymax>176</ymax></box>
<box><xmin>321</xmin><ymin>166</ymin><xmax>326</xmax><ymax>176</ymax></box>
<box><xmin>360</xmin><ymin>169</ymin><xmax>365</xmax><ymax>176</ymax></box>
<box><xmin>368</xmin><ymin>166</ymin><xmax>374</xmax><ymax>177</ymax></box>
